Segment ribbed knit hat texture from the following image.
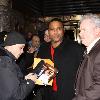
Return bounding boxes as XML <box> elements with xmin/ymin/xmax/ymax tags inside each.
<box><xmin>4</xmin><ymin>32</ymin><xmax>26</xmax><ymax>46</ymax></box>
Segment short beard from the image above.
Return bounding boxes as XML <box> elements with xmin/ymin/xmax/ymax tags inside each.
<box><xmin>51</xmin><ymin>38</ymin><xmax>63</xmax><ymax>48</ymax></box>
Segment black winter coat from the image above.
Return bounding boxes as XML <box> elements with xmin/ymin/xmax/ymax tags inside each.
<box><xmin>37</xmin><ymin>38</ymin><xmax>84</xmax><ymax>100</ymax></box>
<box><xmin>0</xmin><ymin>47</ymin><xmax>35</xmax><ymax>100</ymax></box>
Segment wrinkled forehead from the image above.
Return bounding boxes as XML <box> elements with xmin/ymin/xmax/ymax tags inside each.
<box><xmin>15</xmin><ymin>44</ymin><xmax>25</xmax><ymax>47</ymax></box>
<box><xmin>9</xmin><ymin>44</ymin><xmax>25</xmax><ymax>50</ymax></box>
<box><xmin>80</xmin><ymin>19</ymin><xmax>95</xmax><ymax>28</ymax></box>
<box><xmin>81</xmin><ymin>18</ymin><xmax>95</xmax><ymax>25</ymax></box>
<box><xmin>49</xmin><ymin>21</ymin><xmax>63</xmax><ymax>28</ymax></box>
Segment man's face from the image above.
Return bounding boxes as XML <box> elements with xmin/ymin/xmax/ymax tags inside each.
<box><xmin>44</xmin><ymin>30</ymin><xmax>51</xmax><ymax>43</ymax></box>
<box><xmin>27</xmin><ymin>32</ymin><xmax>33</xmax><ymax>39</ymax></box>
<box><xmin>48</xmin><ymin>21</ymin><xmax>64</xmax><ymax>43</ymax></box>
<box><xmin>32</xmin><ymin>36</ymin><xmax>40</xmax><ymax>48</ymax></box>
<box><xmin>79</xmin><ymin>19</ymin><xmax>97</xmax><ymax>47</ymax></box>
<box><xmin>11</xmin><ymin>44</ymin><xmax>25</xmax><ymax>59</ymax></box>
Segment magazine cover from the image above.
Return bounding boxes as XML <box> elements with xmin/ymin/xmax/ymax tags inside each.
<box><xmin>32</xmin><ymin>58</ymin><xmax>58</xmax><ymax>85</ymax></box>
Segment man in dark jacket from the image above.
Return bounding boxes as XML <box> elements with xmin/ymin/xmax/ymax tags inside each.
<box><xmin>73</xmin><ymin>14</ymin><xmax>100</xmax><ymax>100</ymax></box>
<box><xmin>0</xmin><ymin>32</ymin><xmax>37</xmax><ymax>100</ymax></box>
<box><xmin>36</xmin><ymin>18</ymin><xmax>84</xmax><ymax>100</ymax></box>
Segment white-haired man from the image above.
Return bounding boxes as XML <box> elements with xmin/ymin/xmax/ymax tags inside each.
<box><xmin>73</xmin><ymin>14</ymin><xmax>100</xmax><ymax>100</ymax></box>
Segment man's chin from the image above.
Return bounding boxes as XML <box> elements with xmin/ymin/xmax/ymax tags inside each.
<box><xmin>16</xmin><ymin>55</ymin><xmax>20</xmax><ymax>59</ymax></box>
<box><xmin>52</xmin><ymin>39</ymin><xmax>62</xmax><ymax>43</ymax></box>
<box><xmin>82</xmin><ymin>41</ymin><xmax>87</xmax><ymax>46</ymax></box>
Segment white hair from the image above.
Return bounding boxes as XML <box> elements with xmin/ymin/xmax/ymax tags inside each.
<box><xmin>80</xmin><ymin>14</ymin><xmax>100</xmax><ymax>28</ymax></box>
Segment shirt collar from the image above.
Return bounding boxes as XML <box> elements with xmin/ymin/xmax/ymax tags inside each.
<box><xmin>87</xmin><ymin>37</ymin><xmax>100</xmax><ymax>54</ymax></box>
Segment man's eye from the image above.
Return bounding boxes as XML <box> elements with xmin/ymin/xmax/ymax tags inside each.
<box><xmin>58</xmin><ymin>27</ymin><xmax>63</xmax><ymax>30</ymax></box>
<box><xmin>49</xmin><ymin>29</ymin><xmax>54</xmax><ymax>30</ymax></box>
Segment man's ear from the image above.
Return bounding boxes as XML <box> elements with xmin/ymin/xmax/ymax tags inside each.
<box><xmin>95</xmin><ymin>27</ymin><xmax>100</xmax><ymax>35</ymax></box>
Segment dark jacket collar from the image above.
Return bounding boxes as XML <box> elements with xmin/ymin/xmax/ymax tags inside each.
<box><xmin>54</xmin><ymin>38</ymin><xmax>71</xmax><ymax>50</ymax></box>
<box><xmin>89</xmin><ymin>39</ymin><xmax>100</xmax><ymax>53</ymax></box>
<box><xmin>0</xmin><ymin>46</ymin><xmax>16</xmax><ymax>60</ymax></box>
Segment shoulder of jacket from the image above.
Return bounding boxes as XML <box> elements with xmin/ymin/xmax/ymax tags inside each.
<box><xmin>0</xmin><ymin>56</ymin><xmax>12</xmax><ymax>65</ymax></box>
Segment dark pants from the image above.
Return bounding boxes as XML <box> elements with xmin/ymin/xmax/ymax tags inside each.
<box><xmin>25</xmin><ymin>85</ymin><xmax>57</xmax><ymax>100</ymax></box>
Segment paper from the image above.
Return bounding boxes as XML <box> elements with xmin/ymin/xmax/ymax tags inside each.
<box><xmin>32</xmin><ymin>58</ymin><xmax>58</xmax><ymax>85</ymax></box>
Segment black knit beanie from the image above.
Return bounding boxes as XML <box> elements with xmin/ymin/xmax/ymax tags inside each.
<box><xmin>3</xmin><ymin>32</ymin><xmax>26</xmax><ymax>46</ymax></box>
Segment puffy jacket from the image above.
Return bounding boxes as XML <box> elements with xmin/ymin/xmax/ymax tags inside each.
<box><xmin>0</xmin><ymin>47</ymin><xmax>35</xmax><ymax>100</ymax></box>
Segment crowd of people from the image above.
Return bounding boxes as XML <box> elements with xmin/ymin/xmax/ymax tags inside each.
<box><xmin>0</xmin><ymin>13</ymin><xmax>100</xmax><ymax>100</ymax></box>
